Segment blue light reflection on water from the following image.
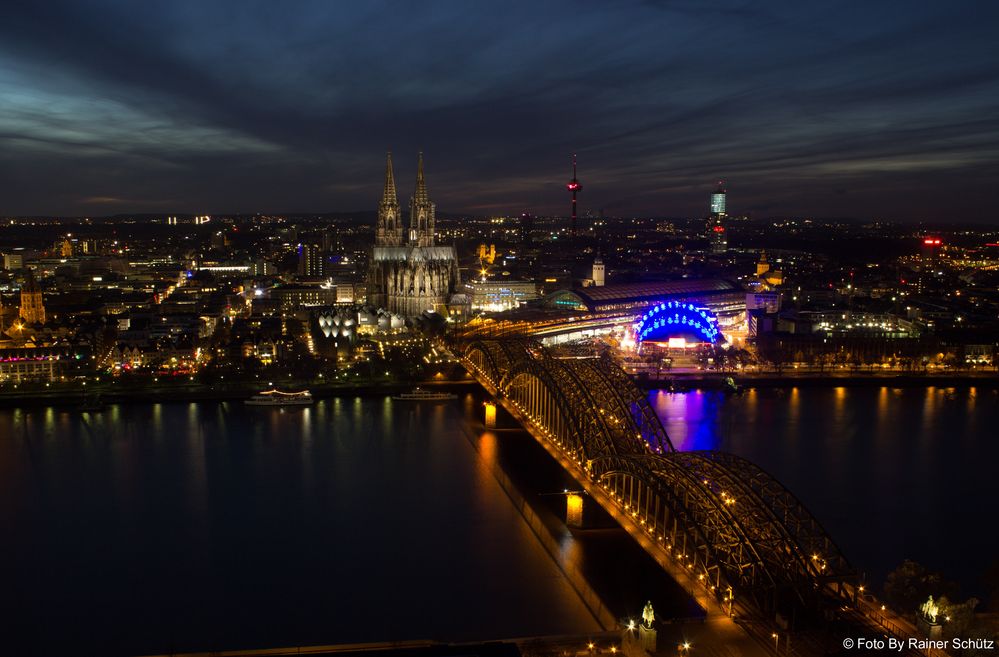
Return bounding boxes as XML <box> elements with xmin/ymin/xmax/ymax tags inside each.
<box><xmin>649</xmin><ymin>386</ymin><xmax>999</xmax><ymax>599</ymax></box>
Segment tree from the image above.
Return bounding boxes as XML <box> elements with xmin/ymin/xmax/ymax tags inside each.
<box><xmin>937</xmin><ymin>596</ymin><xmax>978</xmax><ymax>639</ymax></box>
<box><xmin>755</xmin><ymin>338</ymin><xmax>791</xmax><ymax>374</ymax></box>
<box><xmin>883</xmin><ymin>560</ymin><xmax>959</xmax><ymax>617</ymax></box>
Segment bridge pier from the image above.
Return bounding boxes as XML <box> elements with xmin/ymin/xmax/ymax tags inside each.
<box><xmin>621</xmin><ymin>625</ymin><xmax>658</xmax><ymax>657</ymax></box>
<box><xmin>462</xmin><ymin>339</ymin><xmax>859</xmax><ymax>652</ymax></box>
<box><xmin>566</xmin><ymin>492</ymin><xmax>593</xmax><ymax>529</ymax></box>
<box><xmin>483</xmin><ymin>401</ymin><xmax>497</xmax><ymax>427</ymax></box>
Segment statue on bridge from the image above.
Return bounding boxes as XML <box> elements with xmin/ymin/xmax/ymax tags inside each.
<box><xmin>642</xmin><ymin>601</ymin><xmax>655</xmax><ymax>628</ymax></box>
<box><xmin>920</xmin><ymin>596</ymin><xmax>939</xmax><ymax>623</ymax></box>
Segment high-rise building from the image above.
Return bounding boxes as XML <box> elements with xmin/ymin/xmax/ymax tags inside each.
<box><xmin>708</xmin><ymin>221</ymin><xmax>728</xmax><ymax>254</ymax></box>
<box><xmin>707</xmin><ymin>181</ymin><xmax>728</xmax><ymax>254</ymax></box>
<box><xmin>710</xmin><ymin>184</ymin><xmax>726</xmax><ymax>216</ymax></box>
<box><xmin>19</xmin><ymin>270</ymin><xmax>46</xmax><ymax>325</ymax></box>
<box><xmin>3</xmin><ymin>253</ymin><xmax>24</xmax><ymax>270</ymax></box>
<box><xmin>519</xmin><ymin>212</ymin><xmax>534</xmax><ymax>245</ymax></box>
<box><xmin>298</xmin><ymin>243</ymin><xmax>325</xmax><ymax>277</ymax></box>
<box><xmin>368</xmin><ymin>153</ymin><xmax>460</xmax><ymax>316</ymax></box>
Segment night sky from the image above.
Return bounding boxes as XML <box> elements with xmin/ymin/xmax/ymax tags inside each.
<box><xmin>1</xmin><ymin>1</ymin><xmax>997</xmax><ymax>222</ymax></box>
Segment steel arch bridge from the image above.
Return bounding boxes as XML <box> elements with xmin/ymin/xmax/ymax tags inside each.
<box><xmin>462</xmin><ymin>338</ymin><xmax>857</xmax><ymax>618</ymax></box>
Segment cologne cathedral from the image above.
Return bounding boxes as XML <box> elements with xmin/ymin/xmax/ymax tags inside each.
<box><xmin>367</xmin><ymin>152</ymin><xmax>461</xmax><ymax>317</ymax></box>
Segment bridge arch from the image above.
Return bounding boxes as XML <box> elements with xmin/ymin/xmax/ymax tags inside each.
<box><xmin>460</xmin><ymin>338</ymin><xmax>856</xmax><ymax>616</ymax></box>
<box><xmin>589</xmin><ymin>452</ymin><xmax>855</xmax><ymax>612</ymax></box>
<box><xmin>465</xmin><ymin>340</ymin><xmax>672</xmax><ymax>458</ymax></box>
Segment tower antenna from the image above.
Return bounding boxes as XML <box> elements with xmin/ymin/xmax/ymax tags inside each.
<box><xmin>566</xmin><ymin>154</ymin><xmax>582</xmax><ymax>238</ymax></box>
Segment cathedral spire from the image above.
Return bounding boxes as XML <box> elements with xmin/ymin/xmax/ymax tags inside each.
<box><xmin>413</xmin><ymin>151</ymin><xmax>429</xmax><ymax>205</ymax></box>
<box><xmin>376</xmin><ymin>151</ymin><xmax>403</xmax><ymax>246</ymax></box>
<box><xmin>408</xmin><ymin>151</ymin><xmax>435</xmax><ymax>247</ymax></box>
<box><xmin>382</xmin><ymin>151</ymin><xmax>398</xmax><ymax>206</ymax></box>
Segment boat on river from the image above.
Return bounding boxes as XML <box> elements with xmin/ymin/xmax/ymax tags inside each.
<box><xmin>245</xmin><ymin>389</ymin><xmax>314</xmax><ymax>406</ymax></box>
<box><xmin>392</xmin><ymin>387</ymin><xmax>458</xmax><ymax>402</ymax></box>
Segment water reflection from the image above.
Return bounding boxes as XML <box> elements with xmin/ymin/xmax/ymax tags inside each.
<box><xmin>649</xmin><ymin>385</ymin><xmax>998</xmax><ymax>600</ymax></box>
<box><xmin>651</xmin><ymin>390</ymin><xmax>722</xmax><ymax>452</ymax></box>
<box><xmin>0</xmin><ymin>398</ymin><xmax>602</xmax><ymax>656</ymax></box>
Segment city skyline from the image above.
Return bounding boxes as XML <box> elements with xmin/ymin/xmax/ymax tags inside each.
<box><xmin>1</xmin><ymin>0</ymin><xmax>998</xmax><ymax>221</ymax></box>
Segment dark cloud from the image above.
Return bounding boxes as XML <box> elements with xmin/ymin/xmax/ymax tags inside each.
<box><xmin>0</xmin><ymin>0</ymin><xmax>997</xmax><ymax>221</ymax></box>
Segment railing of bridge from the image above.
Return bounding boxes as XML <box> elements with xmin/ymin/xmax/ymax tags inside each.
<box><xmin>461</xmin><ymin>338</ymin><xmax>859</xmax><ymax>619</ymax></box>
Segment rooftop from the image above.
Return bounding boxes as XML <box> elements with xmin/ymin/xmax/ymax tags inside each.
<box><xmin>559</xmin><ymin>279</ymin><xmax>743</xmax><ymax>309</ymax></box>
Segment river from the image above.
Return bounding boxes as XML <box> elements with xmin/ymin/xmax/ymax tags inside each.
<box><xmin>1</xmin><ymin>385</ymin><xmax>993</xmax><ymax>656</ymax></box>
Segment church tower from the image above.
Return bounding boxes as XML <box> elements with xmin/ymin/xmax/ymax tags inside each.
<box><xmin>408</xmin><ymin>152</ymin><xmax>435</xmax><ymax>247</ymax></box>
<box><xmin>375</xmin><ymin>152</ymin><xmax>403</xmax><ymax>246</ymax></box>
<box><xmin>19</xmin><ymin>269</ymin><xmax>46</xmax><ymax>325</ymax></box>
<box><xmin>369</xmin><ymin>151</ymin><xmax>458</xmax><ymax>317</ymax></box>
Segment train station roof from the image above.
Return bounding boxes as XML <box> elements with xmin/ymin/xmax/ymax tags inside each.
<box><xmin>546</xmin><ymin>278</ymin><xmax>743</xmax><ymax>312</ymax></box>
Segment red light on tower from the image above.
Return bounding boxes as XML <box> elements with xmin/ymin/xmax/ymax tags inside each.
<box><xmin>923</xmin><ymin>237</ymin><xmax>942</xmax><ymax>246</ymax></box>
<box><xmin>567</xmin><ymin>154</ymin><xmax>582</xmax><ymax>238</ymax></box>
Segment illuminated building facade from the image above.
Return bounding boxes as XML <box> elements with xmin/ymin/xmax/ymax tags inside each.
<box><xmin>297</xmin><ymin>243</ymin><xmax>326</xmax><ymax>277</ymax></box>
<box><xmin>531</xmin><ymin>279</ymin><xmax>747</xmax><ymax>344</ymax></box>
<box><xmin>707</xmin><ymin>182</ymin><xmax>728</xmax><ymax>254</ymax></box>
<box><xmin>592</xmin><ymin>257</ymin><xmax>605</xmax><ymax>286</ymax></box>
<box><xmin>464</xmin><ymin>280</ymin><xmax>538</xmax><ymax>312</ymax></box>
<box><xmin>634</xmin><ymin>300</ymin><xmax>721</xmax><ymax>349</ymax></box>
<box><xmin>269</xmin><ymin>284</ymin><xmax>339</xmax><ymax>312</ymax></box>
<box><xmin>545</xmin><ymin>279</ymin><xmax>744</xmax><ymax>321</ymax></box>
<box><xmin>0</xmin><ymin>347</ymin><xmax>71</xmax><ymax>382</ymax></box>
<box><xmin>19</xmin><ymin>270</ymin><xmax>46</xmax><ymax>325</ymax></box>
<box><xmin>3</xmin><ymin>253</ymin><xmax>24</xmax><ymax>270</ymax></box>
<box><xmin>368</xmin><ymin>152</ymin><xmax>460</xmax><ymax>317</ymax></box>
<box><xmin>710</xmin><ymin>187</ymin><xmax>726</xmax><ymax>215</ymax></box>
<box><xmin>754</xmin><ymin>251</ymin><xmax>784</xmax><ymax>288</ymax></box>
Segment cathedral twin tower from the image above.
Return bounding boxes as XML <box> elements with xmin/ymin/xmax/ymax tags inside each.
<box><xmin>375</xmin><ymin>152</ymin><xmax>436</xmax><ymax>248</ymax></box>
<box><xmin>368</xmin><ymin>152</ymin><xmax>460</xmax><ymax>317</ymax></box>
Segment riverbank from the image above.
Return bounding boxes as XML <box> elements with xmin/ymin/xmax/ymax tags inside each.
<box><xmin>4</xmin><ymin>369</ymin><xmax>999</xmax><ymax>407</ymax></box>
<box><xmin>0</xmin><ymin>377</ymin><xmax>481</xmax><ymax>408</ymax></box>
<box><xmin>638</xmin><ymin>371</ymin><xmax>999</xmax><ymax>390</ymax></box>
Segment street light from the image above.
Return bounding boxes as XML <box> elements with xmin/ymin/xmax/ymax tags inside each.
<box><xmin>772</xmin><ymin>633</ymin><xmax>779</xmax><ymax>654</ymax></box>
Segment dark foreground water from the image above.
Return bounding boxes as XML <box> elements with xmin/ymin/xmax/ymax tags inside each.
<box><xmin>0</xmin><ymin>397</ymin><xmax>610</xmax><ymax>657</ymax></box>
<box><xmin>2</xmin><ymin>386</ymin><xmax>994</xmax><ymax>656</ymax></box>
<box><xmin>651</xmin><ymin>385</ymin><xmax>999</xmax><ymax>601</ymax></box>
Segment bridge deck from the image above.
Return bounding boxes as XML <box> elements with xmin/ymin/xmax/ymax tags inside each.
<box><xmin>459</xmin><ymin>337</ymin><xmax>947</xmax><ymax>657</ymax></box>
<box><xmin>471</xmin><ymin>368</ymin><xmax>770</xmax><ymax>657</ymax></box>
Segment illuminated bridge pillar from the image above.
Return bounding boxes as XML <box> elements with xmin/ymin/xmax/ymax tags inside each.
<box><xmin>484</xmin><ymin>401</ymin><xmax>497</xmax><ymax>428</ymax></box>
<box><xmin>566</xmin><ymin>492</ymin><xmax>593</xmax><ymax>529</ymax></box>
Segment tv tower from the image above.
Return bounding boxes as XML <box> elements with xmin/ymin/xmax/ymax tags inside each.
<box><xmin>566</xmin><ymin>154</ymin><xmax>582</xmax><ymax>238</ymax></box>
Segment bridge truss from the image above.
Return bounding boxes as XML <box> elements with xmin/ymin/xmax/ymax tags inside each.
<box><xmin>462</xmin><ymin>338</ymin><xmax>857</xmax><ymax>618</ymax></box>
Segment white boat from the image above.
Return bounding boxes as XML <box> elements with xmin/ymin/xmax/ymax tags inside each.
<box><xmin>392</xmin><ymin>387</ymin><xmax>458</xmax><ymax>401</ymax></box>
<box><xmin>245</xmin><ymin>389</ymin><xmax>314</xmax><ymax>406</ymax></box>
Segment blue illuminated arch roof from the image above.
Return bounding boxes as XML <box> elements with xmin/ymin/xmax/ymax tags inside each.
<box><xmin>634</xmin><ymin>300</ymin><xmax>720</xmax><ymax>344</ymax></box>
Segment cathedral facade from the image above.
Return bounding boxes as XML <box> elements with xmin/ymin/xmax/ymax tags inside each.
<box><xmin>367</xmin><ymin>153</ymin><xmax>460</xmax><ymax>317</ymax></box>
<box><xmin>19</xmin><ymin>270</ymin><xmax>46</xmax><ymax>325</ymax></box>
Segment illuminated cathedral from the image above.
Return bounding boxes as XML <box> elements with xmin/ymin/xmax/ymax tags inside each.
<box><xmin>19</xmin><ymin>270</ymin><xmax>46</xmax><ymax>325</ymax></box>
<box><xmin>367</xmin><ymin>152</ymin><xmax>460</xmax><ymax>317</ymax></box>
